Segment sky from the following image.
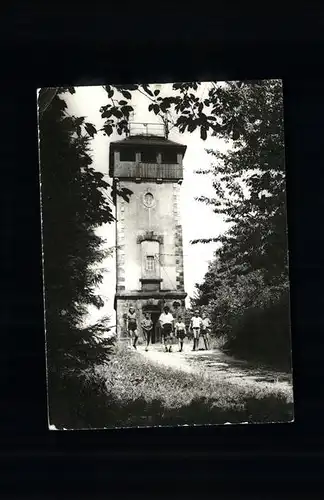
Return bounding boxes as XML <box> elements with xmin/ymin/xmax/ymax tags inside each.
<box><xmin>64</xmin><ymin>83</ymin><xmax>230</xmax><ymax>328</ymax></box>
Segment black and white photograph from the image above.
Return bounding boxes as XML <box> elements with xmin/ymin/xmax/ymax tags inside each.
<box><xmin>38</xmin><ymin>80</ymin><xmax>293</xmax><ymax>430</ymax></box>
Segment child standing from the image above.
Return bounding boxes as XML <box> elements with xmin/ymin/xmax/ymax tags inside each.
<box><xmin>190</xmin><ymin>310</ymin><xmax>203</xmax><ymax>351</ymax></box>
<box><xmin>127</xmin><ymin>307</ymin><xmax>138</xmax><ymax>349</ymax></box>
<box><xmin>141</xmin><ymin>312</ymin><xmax>153</xmax><ymax>352</ymax></box>
<box><xmin>201</xmin><ymin>313</ymin><xmax>211</xmax><ymax>350</ymax></box>
<box><xmin>175</xmin><ymin>315</ymin><xmax>186</xmax><ymax>352</ymax></box>
<box><xmin>159</xmin><ymin>306</ymin><xmax>174</xmax><ymax>352</ymax></box>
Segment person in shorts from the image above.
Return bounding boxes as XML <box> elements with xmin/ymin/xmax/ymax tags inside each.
<box><xmin>127</xmin><ymin>307</ymin><xmax>138</xmax><ymax>349</ymax></box>
<box><xmin>141</xmin><ymin>312</ymin><xmax>153</xmax><ymax>352</ymax></box>
<box><xmin>159</xmin><ymin>306</ymin><xmax>174</xmax><ymax>352</ymax></box>
<box><xmin>190</xmin><ymin>310</ymin><xmax>203</xmax><ymax>351</ymax></box>
<box><xmin>201</xmin><ymin>313</ymin><xmax>211</xmax><ymax>350</ymax></box>
<box><xmin>175</xmin><ymin>315</ymin><xmax>186</xmax><ymax>352</ymax></box>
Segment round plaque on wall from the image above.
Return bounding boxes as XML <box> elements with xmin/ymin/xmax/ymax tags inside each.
<box><xmin>143</xmin><ymin>192</ymin><xmax>155</xmax><ymax>208</ymax></box>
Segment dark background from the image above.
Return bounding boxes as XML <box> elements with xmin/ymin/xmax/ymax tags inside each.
<box><xmin>1</xmin><ymin>5</ymin><xmax>324</xmax><ymax>498</ymax></box>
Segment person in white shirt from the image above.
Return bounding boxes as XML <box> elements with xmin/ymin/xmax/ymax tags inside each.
<box><xmin>174</xmin><ymin>315</ymin><xmax>187</xmax><ymax>352</ymax></box>
<box><xmin>201</xmin><ymin>313</ymin><xmax>211</xmax><ymax>350</ymax></box>
<box><xmin>159</xmin><ymin>306</ymin><xmax>174</xmax><ymax>352</ymax></box>
<box><xmin>190</xmin><ymin>310</ymin><xmax>203</xmax><ymax>351</ymax></box>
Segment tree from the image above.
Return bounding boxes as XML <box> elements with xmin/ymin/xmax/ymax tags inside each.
<box><xmin>38</xmin><ymin>89</ymin><xmax>132</xmax><ymax>427</ymax></box>
<box><xmin>188</xmin><ymin>81</ymin><xmax>290</xmax><ymax>369</ymax></box>
<box><xmin>192</xmin><ymin>80</ymin><xmax>287</xmax><ymax>287</ymax></box>
<box><xmin>40</xmin><ymin>81</ymin><xmax>284</xmax><ymax>149</ymax></box>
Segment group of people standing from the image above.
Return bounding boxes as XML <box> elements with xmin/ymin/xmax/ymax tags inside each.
<box><xmin>126</xmin><ymin>305</ymin><xmax>211</xmax><ymax>353</ymax></box>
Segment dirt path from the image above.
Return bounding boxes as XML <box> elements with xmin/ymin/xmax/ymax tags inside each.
<box><xmin>136</xmin><ymin>341</ymin><xmax>293</xmax><ymax>393</ymax></box>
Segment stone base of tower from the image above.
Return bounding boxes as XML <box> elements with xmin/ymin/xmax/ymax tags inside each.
<box><xmin>114</xmin><ymin>291</ymin><xmax>187</xmax><ymax>340</ymax></box>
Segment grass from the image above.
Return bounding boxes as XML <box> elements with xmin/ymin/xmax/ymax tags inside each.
<box><xmin>90</xmin><ymin>344</ymin><xmax>294</xmax><ymax>428</ymax></box>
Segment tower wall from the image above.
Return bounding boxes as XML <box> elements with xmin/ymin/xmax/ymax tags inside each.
<box><xmin>110</xmin><ymin>134</ymin><xmax>187</xmax><ymax>340</ymax></box>
<box><xmin>116</xmin><ymin>181</ymin><xmax>183</xmax><ymax>293</ymax></box>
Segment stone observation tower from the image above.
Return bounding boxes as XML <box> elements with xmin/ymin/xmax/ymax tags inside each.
<box><xmin>109</xmin><ymin>123</ymin><xmax>187</xmax><ymax>343</ymax></box>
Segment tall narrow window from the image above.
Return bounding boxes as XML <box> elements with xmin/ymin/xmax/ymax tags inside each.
<box><xmin>146</xmin><ymin>255</ymin><xmax>155</xmax><ymax>272</ymax></box>
<box><xmin>140</xmin><ymin>240</ymin><xmax>160</xmax><ymax>283</ymax></box>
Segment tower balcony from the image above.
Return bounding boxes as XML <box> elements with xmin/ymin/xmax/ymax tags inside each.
<box><xmin>109</xmin><ymin>132</ymin><xmax>187</xmax><ymax>180</ymax></box>
<box><xmin>113</xmin><ymin>162</ymin><xmax>183</xmax><ymax>181</ymax></box>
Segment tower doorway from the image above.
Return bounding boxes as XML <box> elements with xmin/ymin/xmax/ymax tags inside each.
<box><xmin>142</xmin><ymin>304</ymin><xmax>161</xmax><ymax>344</ymax></box>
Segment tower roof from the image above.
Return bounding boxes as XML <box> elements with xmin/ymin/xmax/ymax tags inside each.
<box><xmin>110</xmin><ymin>134</ymin><xmax>186</xmax><ymax>149</ymax></box>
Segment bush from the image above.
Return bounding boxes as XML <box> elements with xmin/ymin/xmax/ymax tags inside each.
<box><xmin>47</xmin><ymin>321</ymin><xmax>116</xmax><ymax>429</ymax></box>
<box><xmin>200</xmin><ymin>269</ymin><xmax>292</xmax><ymax>371</ymax></box>
<box><xmin>209</xmin><ymin>334</ymin><xmax>228</xmax><ymax>350</ymax></box>
<box><xmin>223</xmin><ymin>289</ymin><xmax>292</xmax><ymax>371</ymax></box>
<box><xmin>48</xmin><ymin>369</ymin><xmax>113</xmax><ymax>429</ymax></box>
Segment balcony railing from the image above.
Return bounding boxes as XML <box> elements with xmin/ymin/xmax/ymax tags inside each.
<box><xmin>128</xmin><ymin>122</ymin><xmax>166</xmax><ymax>137</ymax></box>
<box><xmin>114</xmin><ymin>162</ymin><xmax>183</xmax><ymax>180</ymax></box>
